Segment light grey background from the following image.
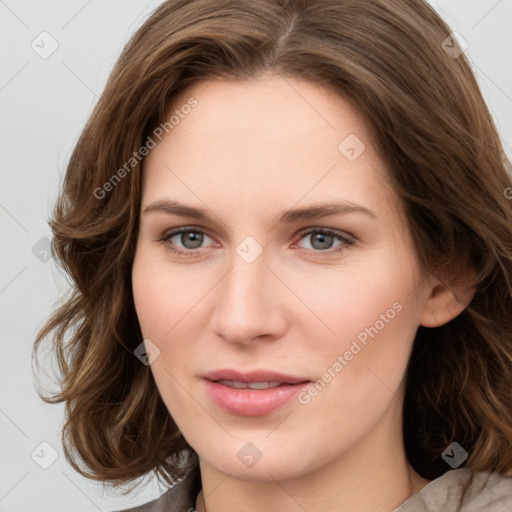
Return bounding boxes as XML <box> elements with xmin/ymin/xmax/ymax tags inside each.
<box><xmin>1</xmin><ymin>1</ymin><xmax>511</xmax><ymax>511</ymax></box>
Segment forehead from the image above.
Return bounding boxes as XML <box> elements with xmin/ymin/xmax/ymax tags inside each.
<box><xmin>161</xmin><ymin>75</ymin><xmax>371</xmax><ymax>162</ymax></box>
<box><xmin>142</xmin><ymin>75</ymin><xmax>400</xmax><ymax>229</ymax></box>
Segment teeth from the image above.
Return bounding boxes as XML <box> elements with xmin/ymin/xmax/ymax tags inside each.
<box><xmin>217</xmin><ymin>380</ymin><xmax>283</xmax><ymax>389</ymax></box>
<box><xmin>247</xmin><ymin>381</ymin><xmax>282</xmax><ymax>389</ymax></box>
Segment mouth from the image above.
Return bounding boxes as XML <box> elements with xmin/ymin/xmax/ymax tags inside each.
<box><xmin>215</xmin><ymin>380</ymin><xmax>285</xmax><ymax>389</ymax></box>
<box><xmin>201</xmin><ymin>369</ymin><xmax>311</xmax><ymax>416</ymax></box>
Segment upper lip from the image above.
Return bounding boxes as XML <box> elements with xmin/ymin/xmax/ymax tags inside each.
<box><xmin>201</xmin><ymin>369</ymin><xmax>310</xmax><ymax>384</ymax></box>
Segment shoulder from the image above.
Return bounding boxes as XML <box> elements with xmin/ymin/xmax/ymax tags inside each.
<box><xmin>111</xmin><ymin>466</ymin><xmax>201</xmax><ymax>512</ymax></box>
<box><xmin>395</xmin><ymin>468</ymin><xmax>512</xmax><ymax>512</ymax></box>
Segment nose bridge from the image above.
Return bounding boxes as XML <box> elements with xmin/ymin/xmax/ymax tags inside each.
<box><xmin>223</xmin><ymin>243</ymin><xmax>270</xmax><ymax>316</ymax></box>
<box><xmin>212</xmin><ymin>239</ymin><xmax>283</xmax><ymax>343</ymax></box>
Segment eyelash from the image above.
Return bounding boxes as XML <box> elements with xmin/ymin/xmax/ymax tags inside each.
<box><xmin>158</xmin><ymin>226</ymin><xmax>355</xmax><ymax>258</ymax></box>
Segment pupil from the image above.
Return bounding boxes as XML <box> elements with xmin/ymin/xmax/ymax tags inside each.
<box><xmin>313</xmin><ymin>232</ymin><xmax>333</xmax><ymax>250</ymax></box>
<box><xmin>183</xmin><ymin>231</ymin><xmax>203</xmax><ymax>249</ymax></box>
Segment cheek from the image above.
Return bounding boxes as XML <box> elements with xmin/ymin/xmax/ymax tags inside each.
<box><xmin>287</xmin><ymin>253</ymin><xmax>418</xmax><ymax>347</ymax></box>
<box><xmin>131</xmin><ymin>246</ymin><xmax>204</xmax><ymax>340</ymax></box>
<box><xmin>292</xmin><ymin>254</ymin><xmax>421</xmax><ymax>399</ymax></box>
<box><xmin>131</xmin><ymin>250</ymin><xmax>199</xmax><ymax>419</ymax></box>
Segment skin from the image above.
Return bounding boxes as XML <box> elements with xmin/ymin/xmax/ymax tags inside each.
<box><xmin>131</xmin><ymin>74</ymin><xmax>475</xmax><ymax>512</ymax></box>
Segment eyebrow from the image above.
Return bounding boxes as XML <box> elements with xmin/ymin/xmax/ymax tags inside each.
<box><xmin>142</xmin><ymin>199</ymin><xmax>377</xmax><ymax>224</ymax></box>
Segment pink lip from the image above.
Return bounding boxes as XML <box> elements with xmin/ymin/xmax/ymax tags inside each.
<box><xmin>201</xmin><ymin>368</ymin><xmax>309</xmax><ymax>384</ymax></box>
<box><xmin>201</xmin><ymin>368</ymin><xmax>310</xmax><ymax>416</ymax></box>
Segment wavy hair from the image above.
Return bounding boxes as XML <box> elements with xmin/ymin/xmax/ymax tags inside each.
<box><xmin>33</xmin><ymin>0</ymin><xmax>512</xmax><ymax>492</ymax></box>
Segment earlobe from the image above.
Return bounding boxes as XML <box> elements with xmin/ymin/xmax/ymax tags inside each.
<box><xmin>419</xmin><ymin>273</ymin><xmax>476</xmax><ymax>328</ymax></box>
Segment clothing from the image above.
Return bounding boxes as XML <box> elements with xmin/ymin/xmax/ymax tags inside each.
<box><xmin>114</xmin><ymin>464</ymin><xmax>512</xmax><ymax>512</ymax></box>
<box><xmin>394</xmin><ymin>468</ymin><xmax>512</xmax><ymax>511</ymax></box>
<box><xmin>114</xmin><ymin>466</ymin><xmax>201</xmax><ymax>512</ymax></box>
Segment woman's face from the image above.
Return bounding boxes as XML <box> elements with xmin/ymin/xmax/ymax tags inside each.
<box><xmin>132</xmin><ymin>75</ymin><xmax>434</xmax><ymax>481</ymax></box>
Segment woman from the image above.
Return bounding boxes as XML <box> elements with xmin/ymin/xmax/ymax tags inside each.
<box><xmin>33</xmin><ymin>0</ymin><xmax>512</xmax><ymax>511</ymax></box>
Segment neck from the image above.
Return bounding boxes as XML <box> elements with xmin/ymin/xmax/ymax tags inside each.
<box><xmin>195</xmin><ymin>397</ymin><xmax>430</xmax><ymax>512</ymax></box>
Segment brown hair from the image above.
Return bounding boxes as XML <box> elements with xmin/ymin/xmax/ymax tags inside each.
<box><xmin>33</xmin><ymin>0</ymin><xmax>512</xmax><ymax>492</ymax></box>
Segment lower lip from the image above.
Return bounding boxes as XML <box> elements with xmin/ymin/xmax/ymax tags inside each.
<box><xmin>203</xmin><ymin>380</ymin><xmax>309</xmax><ymax>416</ymax></box>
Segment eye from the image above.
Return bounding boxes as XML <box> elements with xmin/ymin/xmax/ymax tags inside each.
<box><xmin>159</xmin><ymin>226</ymin><xmax>216</xmax><ymax>257</ymax></box>
<box><xmin>293</xmin><ymin>228</ymin><xmax>355</xmax><ymax>256</ymax></box>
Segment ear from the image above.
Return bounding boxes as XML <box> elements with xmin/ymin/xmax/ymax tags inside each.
<box><xmin>419</xmin><ymin>265</ymin><xmax>477</xmax><ymax>328</ymax></box>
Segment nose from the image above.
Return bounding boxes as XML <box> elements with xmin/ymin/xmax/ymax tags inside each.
<box><xmin>210</xmin><ymin>247</ymin><xmax>288</xmax><ymax>346</ymax></box>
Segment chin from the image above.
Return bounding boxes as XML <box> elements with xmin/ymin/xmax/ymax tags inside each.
<box><xmin>196</xmin><ymin>437</ymin><xmax>323</xmax><ymax>482</ymax></box>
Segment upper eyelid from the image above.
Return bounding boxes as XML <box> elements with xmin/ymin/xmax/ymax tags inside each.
<box><xmin>161</xmin><ymin>225</ymin><xmax>215</xmax><ymax>241</ymax></box>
